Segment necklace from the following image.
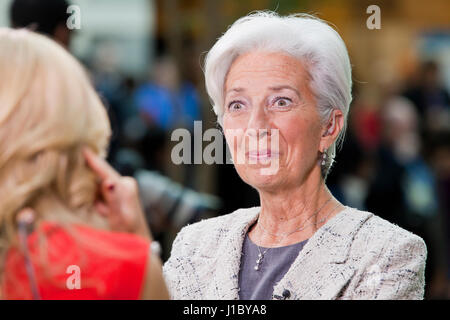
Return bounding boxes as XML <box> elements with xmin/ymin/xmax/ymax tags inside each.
<box><xmin>253</xmin><ymin>200</ymin><xmax>341</xmax><ymax>271</ymax></box>
<box><xmin>258</xmin><ymin>197</ymin><xmax>332</xmax><ymax>238</ymax></box>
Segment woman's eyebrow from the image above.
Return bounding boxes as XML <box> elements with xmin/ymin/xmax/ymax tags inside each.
<box><xmin>268</xmin><ymin>85</ymin><xmax>301</xmax><ymax>97</ymax></box>
<box><xmin>225</xmin><ymin>87</ymin><xmax>245</xmax><ymax>95</ymax></box>
<box><xmin>226</xmin><ymin>85</ymin><xmax>300</xmax><ymax>96</ymax></box>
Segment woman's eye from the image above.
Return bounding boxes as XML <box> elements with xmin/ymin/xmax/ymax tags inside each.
<box><xmin>228</xmin><ymin>101</ymin><xmax>243</xmax><ymax>111</ymax></box>
<box><xmin>274</xmin><ymin>97</ymin><xmax>292</xmax><ymax>108</ymax></box>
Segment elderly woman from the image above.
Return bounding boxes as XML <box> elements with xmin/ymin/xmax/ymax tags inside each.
<box><xmin>162</xmin><ymin>12</ymin><xmax>427</xmax><ymax>300</ymax></box>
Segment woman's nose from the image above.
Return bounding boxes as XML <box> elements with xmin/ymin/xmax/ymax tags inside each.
<box><xmin>246</xmin><ymin>106</ymin><xmax>270</xmax><ymax>138</ymax></box>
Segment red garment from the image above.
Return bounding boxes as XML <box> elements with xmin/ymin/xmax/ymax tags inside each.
<box><xmin>2</xmin><ymin>221</ymin><xmax>150</xmax><ymax>300</ymax></box>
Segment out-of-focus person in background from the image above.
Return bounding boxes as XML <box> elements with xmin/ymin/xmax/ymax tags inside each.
<box><xmin>134</xmin><ymin>54</ymin><xmax>201</xmax><ymax>186</ymax></box>
<box><xmin>10</xmin><ymin>0</ymin><xmax>71</xmax><ymax>48</ymax></box>
<box><xmin>426</xmin><ymin>132</ymin><xmax>450</xmax><ymax>298</ymax></box>
<box><xmin>0</xmin><ymin>28</ymin><xmax>169</xmax><ymax>300</ymax></box>
<box><xmin>135</xmin><ymin>55</ymin><xmax>201</xmax><ymax>133</ymax></box>
<box><xmin>403</xmin><ymin>61</ymin><xmax>450</xmax><ymax>134</ymax></box>
<box><xmin>163</xmin><ymin>12</ymin><xmax>427</xmax><ymax>300</ymax></box>
<box><xmin>365</xmin><ymin>94</ymin><xmax>446</xmax><ymax>297</ymax></box>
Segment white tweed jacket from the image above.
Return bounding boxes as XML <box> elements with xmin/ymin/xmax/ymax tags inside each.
<box><xmin>163</xmin><ymin>206</ymin><xmax>427</xmax><ymax>300</ymax></box>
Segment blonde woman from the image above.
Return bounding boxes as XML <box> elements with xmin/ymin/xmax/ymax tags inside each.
<box><xmin>0</xmin><ymin>28</ymin><xmax>169</xmax><ymax>300</ymax></box>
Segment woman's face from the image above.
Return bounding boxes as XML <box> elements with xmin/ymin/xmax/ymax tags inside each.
<box><xmin>223</xmin><ymin>51</ymin><xmax>324</xmax><ymax>191</ymax></box>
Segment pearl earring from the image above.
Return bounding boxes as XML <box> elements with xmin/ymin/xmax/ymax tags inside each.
<box><xmin>321</xmin><ymin>151</ymin><xmax>327</xmax><ymax>166</ymax></box>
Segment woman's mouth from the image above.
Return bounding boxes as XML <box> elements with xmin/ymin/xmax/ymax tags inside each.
<box><xmin>246</xmin><ymin>150</ymin><xmax>280</xmax><ymax>161</ymax></box>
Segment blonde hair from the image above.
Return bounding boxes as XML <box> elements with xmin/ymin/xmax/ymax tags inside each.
<box><xmin>0</xmin><ymin>28</ymin><xmax>111</xmax><ymax>271</ymax></box>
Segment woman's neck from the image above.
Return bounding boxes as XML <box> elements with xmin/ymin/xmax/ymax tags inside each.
<box><xmin>250</xmin><ymin>179</ymin><xmax>344</xmax><ymax>247</ymax></box>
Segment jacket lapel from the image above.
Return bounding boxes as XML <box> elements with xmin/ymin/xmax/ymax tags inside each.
<box><xmin>207</xmin><ymin>208</ymin><xmax>260</xmax><ymax>299</ymax></box>
<box><xmin>273</xmin><ymin>207</ymin><xmax>373</xmax><ymax>299</ymax></box>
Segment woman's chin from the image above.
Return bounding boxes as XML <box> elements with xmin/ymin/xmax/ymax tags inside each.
<box><xmin>239</xmin><ymin>166</ymin><xmax>284</xmax><ymax>190</ymax></box>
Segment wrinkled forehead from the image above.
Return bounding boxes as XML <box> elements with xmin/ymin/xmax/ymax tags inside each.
<box><xmin>224</xmin><ymin>51</ymin><xmax>310</xmax><ymax>95</ymax></box>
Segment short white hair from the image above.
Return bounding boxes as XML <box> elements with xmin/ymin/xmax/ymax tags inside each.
<box><xmin>204</xmin><ymin>11</ymin><xmax>352</xmax><ymax>178</ymax></box>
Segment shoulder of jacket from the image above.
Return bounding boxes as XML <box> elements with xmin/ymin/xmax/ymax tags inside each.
<box><xmin>171</xmin><ymin>207</ymin><xmax>260</xmax><ymax>255</ymax></box>
<box><xmin>349</xmin><ymin>207</ymin><xmax>427</xmax><ymax>255</ymax></box>
<box><xmin>180</xmin><ymin>206</ymin><xmax>258</xmax><ymax>234</ymax></box>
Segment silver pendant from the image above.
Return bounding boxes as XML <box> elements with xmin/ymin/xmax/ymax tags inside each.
<box><xmin>254</xmin><ymin>253</ymin><xmax>262</xmax><ymax>271</ymax></box>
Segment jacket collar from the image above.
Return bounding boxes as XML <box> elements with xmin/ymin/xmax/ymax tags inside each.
<box><xmin>209</xmin><ymin>206</ymin><xmax>373</xmax><ymax>299</ymax></box>
<box><xmin>208</xmin><ymin>208</ymin><xmax>259</xmax><ymax>299</ymax></box>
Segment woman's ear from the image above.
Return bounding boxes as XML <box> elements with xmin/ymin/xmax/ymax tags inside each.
<box><xmin>319</xmin><ymin>110</ymin><xmax>344</xmax><ymax>152</ymax></box>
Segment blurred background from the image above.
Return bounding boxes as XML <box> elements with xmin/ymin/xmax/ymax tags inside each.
<box><xmin>0</xmin><ymin>0</ymin><xmax>449</xmax><ymax>299</ymax></box>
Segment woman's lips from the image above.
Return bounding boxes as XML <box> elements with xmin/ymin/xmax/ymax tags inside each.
<box><xmin>246</xmin><ymin>150</ymin><xmax>280</xmax><ymax>160</ymax></box>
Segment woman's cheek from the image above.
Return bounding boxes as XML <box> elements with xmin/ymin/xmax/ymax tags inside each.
<box><xmin>223</xmin><ymin>115</ymin><xmax>247</xmax><ymax>150</ymax></box>
<box><xmin>223</xmin><ymin>130</ymin><xmax>241</xmax><ymax>163</ymax></box>
<box><xmin>279</xmin><ymin>118</ymin><xmax>313</xmax><ymax>162</ymax></box>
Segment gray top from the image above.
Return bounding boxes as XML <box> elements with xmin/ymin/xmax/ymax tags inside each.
<box><xmin>238</xmin><ymin>232</ymin><xmax>308</xmax><ymax>300</ymax></box>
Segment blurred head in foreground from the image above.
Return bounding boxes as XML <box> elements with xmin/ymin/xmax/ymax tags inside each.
<box><xmin>0</xmin><ymin>28</ymin><xmax>111</xmax><ymax>251</ymax></box>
